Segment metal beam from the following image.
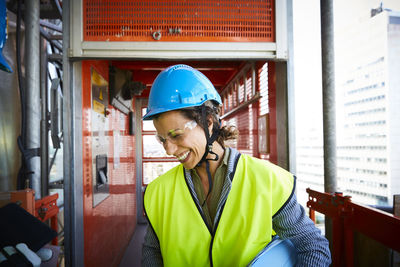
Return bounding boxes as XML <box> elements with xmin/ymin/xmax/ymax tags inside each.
<box><xmin>40</xmin><ymin>28</ymin><xmax>63</xmax><ymax>51</ymax></box>
<box><xmin>136</xmin><ymin>99</ymin><xmax>147</xmax><ymax>224</ymax></box>
<box><xmin>40</xmin><ymin>19</ymin><xmax>62</xmax><ymax>33</ymax></box>
<box><xmin>63</xmin><ymin>0</ymin><xmax>85</xmax><ymax>266</ymax></box>
<box><xmin>77</xmin><ymin>41</ymin><xmax>277</xmax><ymax>59</ymax></box>
<box><xmin>286</xmin><ymin>0</ymin><xmax>296</xmax><ymax>174</ymax></box>
<box><xmin>275</xmin><ymin>62</ymin><xmax>289</xmax><ymax>170</ymax></box>
<box><xmin>111</xmin><ymin>60</ymin><xmax>243</xmax><ymax>71</ymax></box>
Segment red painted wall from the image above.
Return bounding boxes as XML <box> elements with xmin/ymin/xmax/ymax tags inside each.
<box><xmin>81</xmin><ymin>61</ymin><xmax>137</xmax><ymax>267</ymax></box>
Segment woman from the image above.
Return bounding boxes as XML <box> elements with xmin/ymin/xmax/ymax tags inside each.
<box><xmin>142</xmin><ymin>64</ymin><xmax>331</xmax><ymax>266</ymax></box>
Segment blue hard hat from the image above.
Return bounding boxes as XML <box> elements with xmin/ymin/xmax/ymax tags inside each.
<box><xmin>0</xmin><ymin>0</ymin><xmax>12</xmax><ymax>73</ymax></box>
<box><xmin>249</xmin><ymin>236</ymin><xmax>297</xmax><ymax>267</ymax></box>
<box><xmin>142</xmin><ymin>64</ymin><xmax>222</xmax><ymax>120</ymax></box>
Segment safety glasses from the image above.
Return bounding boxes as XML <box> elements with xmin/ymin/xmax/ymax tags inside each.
<box><xmin>155</xmin><ymin>120</ymin><xmax>197</xmax><ymax>145</ymax></box>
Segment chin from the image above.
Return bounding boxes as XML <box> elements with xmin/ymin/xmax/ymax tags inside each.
<box><xmin>182</xmin><ymin>162</ymin><xmax>195</xmax><ymax>170</ymax></box>
<box><xmin>182</xmin><ymin>157</ymin><xmax>200</xmax><ymax>170</ymax></box>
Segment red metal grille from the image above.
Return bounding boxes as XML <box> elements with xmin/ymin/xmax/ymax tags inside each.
<box><xmin>222</xmin><ymin>67</ymin><xmax>259</xmax><ymax>156</ymax></box>
<box><xmin>236</xmin><ymin>107</ymin><xmax>255</xmax><ymax>155</ymax></box>
<box><xmin>83</xmin><ymin>0</ymin><xmax>275</xmax><ymax>42</ymax></box>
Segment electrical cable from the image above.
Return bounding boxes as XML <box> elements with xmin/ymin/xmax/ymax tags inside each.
<box><xmin>16</xmin><ymin>0</ymin><xmax>29</xmax><ymax>189</ymax></box>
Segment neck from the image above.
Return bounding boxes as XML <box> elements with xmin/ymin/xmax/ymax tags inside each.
<box><xmin>195</xmin><ymin>141</ymin><xmax>225</xmax><ymax>183</ymax></box>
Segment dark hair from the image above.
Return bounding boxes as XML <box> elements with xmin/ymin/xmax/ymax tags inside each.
<box><xmin>179</xmin><ymin>101</ymin><xmax>238</xmax><ymax>147</ymax></box>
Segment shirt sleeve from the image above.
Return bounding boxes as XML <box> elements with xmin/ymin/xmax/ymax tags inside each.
<box><xmin>272</xmin><ymin>191</ymin><xmax>332</xmax><ymax>267</ymax></box>
<box><xmin>142</xmin><ymin>224</ymin><xmax>163</xmax><ymax>267</ymax></box>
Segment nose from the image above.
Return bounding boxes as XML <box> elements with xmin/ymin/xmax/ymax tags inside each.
<box><xmin>163</xmin><ymin>139</ymin><xmax>178</xmax><ymax>155</ymax></box>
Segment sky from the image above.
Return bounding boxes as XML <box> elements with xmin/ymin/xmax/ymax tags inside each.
<box><xmin>292</xmin><ymin>0</ymin><xmax>400</xmax><ymax>138</ymax></box>
<box><xmin>292</xmin><ymin>0</ymin><xmax>323</xmax><ymax>137</ymax></box>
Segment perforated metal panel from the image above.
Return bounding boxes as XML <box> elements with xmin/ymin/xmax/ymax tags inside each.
<box><xmin>81</xmin><ymin>61</ymin><xmax>137</xmax><ymax>267</ymax></box>
<box><xmin>83</xmin><ymin>0</ymin><xmax>274</xmax><ymax>42</ymax></box>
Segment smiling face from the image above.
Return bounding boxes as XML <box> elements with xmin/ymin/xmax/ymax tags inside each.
<box><xmin>153</xmin><ymin>110</ymin><xmax>211</xmax><ymax>169</ymax></box>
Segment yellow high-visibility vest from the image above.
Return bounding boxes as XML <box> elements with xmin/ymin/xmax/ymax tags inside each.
<box><xmin>144</xmin><ymin>154</ymin><xmax>294</xmax><ymax>267</ymax></box>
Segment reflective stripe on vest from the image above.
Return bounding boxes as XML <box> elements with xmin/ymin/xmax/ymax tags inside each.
<box><xmin>144</xmin><ymin>154</ymin><xmax>294</xmax><ymax>267</ymax></box>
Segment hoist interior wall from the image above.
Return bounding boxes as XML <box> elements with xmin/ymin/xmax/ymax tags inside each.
<box><xmin>75</xmin><ymin>59</ymin><xmax>283</xmax><ymax>266</ymax></box>
<box><xmin>83</xmin><ymin>0</ymin><xmax>275</xmax><ymax>42</ymax></box>
<box><xmin>81</xmin><ymin>61</ymin><xmax>137</xmax><ymax>267</ymax></box>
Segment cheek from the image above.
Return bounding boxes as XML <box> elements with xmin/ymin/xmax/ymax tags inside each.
<box><xmin>184</xmin><ymin>130</ymin><xmax>206</xmax><ymax>150</ymax></box>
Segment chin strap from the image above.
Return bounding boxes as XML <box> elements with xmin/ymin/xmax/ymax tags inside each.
<box><xmin>196</xmin><ymin>105</ymin><xmax>220</xmax><ymax>207</ymax></box>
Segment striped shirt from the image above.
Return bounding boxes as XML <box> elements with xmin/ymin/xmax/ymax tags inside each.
<box><xmin>142</xmin><ymin>147</ymin><xmax>331</xmax><ymax>266</ymax></box>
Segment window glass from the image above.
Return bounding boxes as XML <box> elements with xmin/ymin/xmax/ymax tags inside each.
<box><xmin>142</xmin><ymin>135</ymin><xmax>175</xmax><ymax>158</ymax></box>
<box><xmin>143</xmin><ymin>162</ymin><xmax>180</xmax><ymax>184</ymax></box>
<box><xmin>142</xmin><ymin>108</ymin><xmax>156</xmax><ymax>131</ymax></box>
<box><xmin>143</xmin><ymin>120</ymin><xmax>156</xmax><ymax>131</ymax></box>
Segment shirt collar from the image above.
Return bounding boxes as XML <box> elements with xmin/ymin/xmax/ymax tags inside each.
<box><xmin>221</xmin><ymin>147</ymin><xmax>230</xmax><ymax>167</ymax></box>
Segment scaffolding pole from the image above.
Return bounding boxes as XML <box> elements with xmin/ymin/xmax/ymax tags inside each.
<box><xmin>321</xmin><ymin>0</ymin><xmax>337</xmax><ymax>253</ymax></box>
<box><xmin>320</xmin><ymin>0</ymin><xmax>337</xmax><ymax>194</ymax></box>
<box><xmin>25</xmin><ymin>0</ymin><xmax>41</xmax><ymax>199</ymax></box>
<box><xmin>40</xmin><ymin>37</ymin><xmax>49</xmax><ymax>198</ymax></box>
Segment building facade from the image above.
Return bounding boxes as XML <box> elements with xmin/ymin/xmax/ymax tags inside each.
<box><xmin>336</xmin><ymin>9</ymin><xmax>400</xmax><ymax>205</ymax></box>
<box><xmin>295</xmin><ymin>3</ymin><xmax>400</xmax><ymax>207</ymax></box>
